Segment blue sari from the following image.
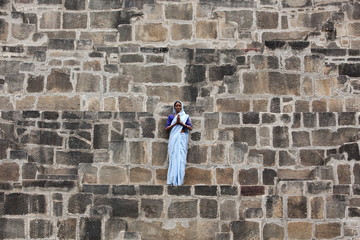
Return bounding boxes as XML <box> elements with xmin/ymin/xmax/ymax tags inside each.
<box><xmin>167</xmin><ymin>103</ymin><xmax>190</xmax><ymax>186</ymax></box>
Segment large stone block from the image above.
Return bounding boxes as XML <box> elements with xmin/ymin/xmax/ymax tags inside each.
<box><xmin>40</xmin><ymin>12</ymin><xmax>61</xmax><ymax>29</ymax></box>
<box><xmin>0</xmin><ymin>19</ymin><xmax>8</xmax><ymax>41</ymax></box>
<box><xmin>326</xmin><ymin>195</ymin><xmax>348</xmax><ymax>219</ymax></box>
<box><xmin>165</xmin><ymin>3</ymin><xmax>193</xmax><ymax>20</ymax></box>
<box><xmin>216</xmin><ymin>98</ymin><xmax>250</xmax><ymax>112</ymax></box>
<box><xmin>76</xmin><ymin>73</ymin><xmax>101</xmax><ymax>92</ymax></box>
<box><xmin>196</xmin><ymin>21</ymin><xmax>217</xmax><ymax>39</ymax></box>
<box><xmin>130</xmin><ymin>141</ymin><xmax>147</xmax><ymax>164</ymax></box>
<box><xmin>273</xmin><ymin>126</ymin><xmax>289</xmax><ymax>148</ymax></box>
<box><xmin>311</xmin><ymin>197</ymin><xmax>324</xmax><ymax>219</ymax></box>
<box><xmin>46</xmin><ymin>68</ymin><xmax>72</xmax><ymax>93</ymax></box>
<box><xmin>220</xmin><ymin>200</ymin><xmax>236</xmax><ymax>220</ymax></box>
<box><xmin>68</xmin><ymin>193</ymin><xmax>92</xmax><ymax>214</ymax></box>
<box><xmin>263</xmin><ymin>223</ymin><xmax>284</xmax><ymax>240</ymax></box>
<box><xmin>300</xmin><ymin>149</ymin><xmax>325</xmax><ymax>166</ymax></box>
<box><xmin>65</xmin><ymin>0</ymin><xmax>85</xmax><ymax>10</ymax></box>
<box><xmin>188</xmin><ymin>144</ymin><xmax>208</xmax><ymax>164</ymax></box>
<box><xmin>256</xmin><ymin>11</ymin><xmax>278</xmax><ymax>29</ymax></box>
<box><xmin>4</xmin><ymin>193</ymin><xmax>46</xmax><ymax>215</ymax></box>
<box><xmin>171</xmin><ymin>23</ymin><xmax>192</xmax><ymax>40</ymax></box>
<box><xmin>130</xmin><ymin>167</ymin><xmax>152</xmax><ymax>183</ymax></box>
<box><xmin>123</xmin><ymin>65</ymin><xmax>182</xmax><ymax>83</ymax></box>
<box><xmin>184</xmin><ymin>167</ymin><xmax>212</xmax><ymax>185</ymax></box>
<box><xmin>0</xmin><ymin>218</ymin><xmax>25</xmax><ymax>239</ymax></box>
<box><xmin>168</xmin><ymin>200</ymin><xmax>197</xmax><ymax>218</ymax></box>
<box><xmin>287</xmin><ymin>196</ymin><xmax>307</xmax><ymax>218</ymax></box>
<box><xmin>315</xmin><ymin>222</ymin><xmax>341</xmax><ymax>239</ymax></box>
<box><xmin>135</xmin><ymin>23</ymin><xmax>167</xmax><ymax>42</ymax></box>
<box><xmin>185</xmin><ymin>65</ymin><xmax>206</xmax><ymax>83</ymax></box>
<box><xmin>99</xmin><ymin>166</ymin><xmax>127</xmax><ymax>184</ymax></box>
<box><xmin>5</xmin><ymin>73</ymin><xmax>25</xmax><ymax>93</ymax></box>
<box><xmin>27</xmin><ymin>75</ymin><xmax>44</xmax><ymax>93</ymax></box>
<box><xmin>24</xmin><ymin>130</ymin><xmax>63</xmax><ymax>146</ymax></box>
<box><xmin>11</xmin><ymin>23</ymin><xmax>35</xmax><ymax>40</ymax></box>
<box><xmin>265</xmin><ymin>195</ymin><xmax>283</xmax><ymax>218</ymax></box>
<box><xmin>95</xmin><ymin>197</ymin><xmax>139</xmax><ymax>218</ymax></box>
<box><xmin>216</xmin><ymin>168</ymin><xmax>234</xmax><ymax>185</ymax></box>
<box><xmin>0</xmin><ymin>163</ymin><xmax>19</xmax><ymax>181</ymax></box>
<box><xmin>141</xmin><ymin>199</ymin><xmax>163</xmax><ymax>218</ymax></box>
<box><xmin>56</xmin><ymin>151</ymin><xmax>93</xmax><ymax>165</ymax></box>
<box><xmin>57</xmin><ymin>218</ymin><xmax>77</xmax><ymax>239</ymax></box>
<box><xmin>282</xmin><ymin>0</ymin><xmax>312</xmax><ymax>7</ymax></box>
<box><xmin>225</xmin><ymin>11</ymin><xmax>253</xmax><ymax>29</ymax></box>
<box><xmin>238</xmin><ymin>168</ymin><xmax>258</xmax><ymax>185</ymax></box>
<box><xmin>79</xmin><ymin>218</ymin><xmax>101</xmax><ymax>240</ymax></box>
<box><xmin>152</xmin><ymin>141</ymin><xmax>167</xmax><ymax>166</ymax></box>
<box><xmin>229</xmin><ymin>142</ymin><xmax>248</xmax><ymax>163</ymax></box>
<box><xmin>200</xmin><ymin>199</ymin><xmax>217</xmax><ymax>218</ymax></box>
<box><xmin>30</xmin><ymin>219</ymin><xmax>53</xmax><ymax>238</ymax></box>
<box><xmin>231</xmin><ymin>221</ymin><xmax>260</xmax><ymax>240</ymax></box>
<box><xmin>287</xmin><ymin>222</ymin><xmax>312</xmax><ymax>239</ymax></box>
<box><xmin>63</xmin><ymin>13</ymin><xmax>87</xmax><ymax>29</ymax></box>
<box><xmin>89</xmin><ymin>0</ymin><xmax>121</xmax><ymax>9</ymax></box>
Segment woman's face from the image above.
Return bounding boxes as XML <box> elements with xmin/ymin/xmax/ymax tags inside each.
<box><xmin>174</xmin><ymin>102</ymin><xmax>182</xmax><ymax>113</ymax></box>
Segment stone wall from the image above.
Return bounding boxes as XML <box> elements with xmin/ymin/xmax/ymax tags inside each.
<box><xmin>1</xmin><ymin>0</ymin><xmax>360</xmax><ymax>239</ymax></box>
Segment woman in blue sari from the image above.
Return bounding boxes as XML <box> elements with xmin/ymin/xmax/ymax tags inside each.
<box><xmin>165</xmin><ymin>101</ymin><xmax>193</xmax><ymax>186</ymax></box>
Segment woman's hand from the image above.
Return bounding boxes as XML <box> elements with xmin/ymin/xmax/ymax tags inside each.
<box><xmin>176</xmin><ymin>114</ymin><xmax>181</xmax><ymax>124</ymax></box>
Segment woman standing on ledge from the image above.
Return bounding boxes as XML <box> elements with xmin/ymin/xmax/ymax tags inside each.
<box><xmin>165</xmin><ymin>101</ymin><xmax>193</xmax><ymax>186</ymax></box>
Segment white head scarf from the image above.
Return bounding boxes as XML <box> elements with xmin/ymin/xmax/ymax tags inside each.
<box><xmin>173</xmin><ymin>100</ymin><xmax>186</xmax><ymax>115</ymax></box>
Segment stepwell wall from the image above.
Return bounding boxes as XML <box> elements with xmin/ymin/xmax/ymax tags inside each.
<box><xmin>1</xmin><ymin>0</ymin><xmax>360</xmax><ymax>239</ymax></box>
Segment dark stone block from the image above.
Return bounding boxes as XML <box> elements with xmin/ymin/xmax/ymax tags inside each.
<box><xmin>62</xmin><ymin>111</ymin><xmax>82</xmax><ymax>119</ymax></box>
<box><xmin>238</xmin><ymin>168</ymin><xmax>258</xmax><ymax>185</ymax></box>
<box><xmin>89</xmin><ymin>52</ymin><xmax>103</xmax><ymax>58</ymax></box>
<box><xmin>23</xmin><ymin>111</ymin><xmax>40</xmax><ymax>118</ymax></box>
<box><xmin>249</xmin><ymin>149</ymin><xmax>276</xmax><ymax>166</ymax></box>
<box><xmin>194</xmin><ymin>186</ymin><xmax>217</xmax><ymax>196</ymax></box>
<box><xmin>139</xmin><ymin>185</ymin><xmax>163</xmax><ymax>195</ymax></box>
<box><xmin>263</xmin><ymin>168</ymin><xmax>277</xmax><ymax>185</ymax></box>
<box><xmin>98</xmin><ymin>111</ymin><xmax>112</xmax><ymax>119</ymax></box>
<box><xmin>56</xmin><ymin>151</ymin><xmax>93</xmax><ymax>165</ymax></box>
<box><xmin>140</xmin><ymin>117</ymin><xmax>156</xmax><ymax>138</ymax></box>
<box><xmin>209</xmin><ymin>65</ymin><xmax>236</xmax><ymax>81</ymax></box>
<box><xmin>242</xmin><ymin>112</ymin><xmax>260</xmax><ymax>124</ymax></box>
<box><xmin>0</xmin><ymin>183</ymin><xmax>12</xmax><ymax>190</ymax></box>
<box><xmin>340</xmin><ymin>143</ymin><xmax>360</xmax><ymax>161</ymax></box>
<box><xmin>270</xmin><ymin>97</ymin><xmax>280</xmax><ymax>113</ymax></box>
<box><xmin>185</xmin><ymin>65</ymin><xmax>206</xmax><ymax>83</ymax></box>
<box><xmin>69</xmin><ymin>137</ymin><xmax>91</xmax><ymax>149</ymax></box>
<box><xmin>307</xmin><ymin>181</ymin><xmax>331</xmax><ymax>194</ymax></box>
<box><xmin>168</xmin><ymin>200</ymin><xmax>197</xmax><ymax>218</ymax></box>
<box><xmin>288</xmin><ymin>41</ymin><xmax>310</xmax><ymax>50</ymax></box>
<box><xmin>89</xmin><ymin>0</ymin><xmax>122</xmax><ymax>9</ymax></box>
<box><xmin>28</xmin><ymin>147</ymin><xmax>54</xmax><ymax>164</ymax></box>
<box><xmin>319</xmin><ymin>112</ymin><xmax>336</xmax><ymax>127</ymax></box>
<box><xmin>53</xmin><ymin>201</ymin><xmax>62</xmax><ymax>216</ymax></box>
<box><xmin>22</xmin><ymin>180</ymin><xmax>76</xmax><ymax>190</ymax></box>
<box><xmin>94</xmin><ymin>197</ymin><xmax>139</xmax><ymax>218</ymax></box>
<box><xmin>26</xmin><ymin>75</ymin><xmax>44</xmax><ymax>93</ymax></box>
<box><xmin>167</xmin><ymin>186</ymin><xmax>191</xmax><ymax>196</ymax></box>
<box><xmin>141</xmin><ymin>199</ymin><xmax>163</xmax><ymax>218</ymax></box>
<box><xmin>30</xmin><ymin>219</ymin><xmax>53</xmax><ymax>238</ymax></box>
<box><xmin>288</xmin><ymin>196</ymin><xmax>307</xmax><ymax>218</ymax></box>
<box><xmin>333</xmin><ymin>185</ymin><xmax>350</xmax><ymax>194</ymax></box>
<box><xmin>262</xmin><ymin>113</ymin><xmax>276</xmax><ymax>124</ymax></box>
<box><xmin>265</xmin><ymin>41</ymin><xmax>286</xmax><ymax>49</ymax></box>
<box><xmin>80</xmin><ymin>218</ymin><xmax>101</xmax><ymax>240</ymax></box>
<box><xmin>241</xmin><ymin>186</ymin><xmax>265</xmax><ymax>196</ymax></box>
<box><xmin>105</xmin><ymin>219</ymin><xmax>127</xmax><ymax>239</ymax></box>
<box><xmin>104</xmin><ymin>64</ymin><xmax>119</xmax><ymax>73</ymax></box>
<box><xmin>42</xmin><ymin>111</ymin><xmax>59</xmax><ymax>120</ymax></box>
<box><xmin>292</xmin><ymin>113</ymin><xmax>301</xmax><ymax>128</ymax></box>
<box><xmin>82</xmin><ymin>185</ymin><xmax>110</xmax><ymax>194</ymax></box>
<box><xmin>10</xmin><ymin>150</ymin><xmax>27</xmax><ymax>159</ymax></box>
<box><xmin>300</xmin><ymin>149</ymin><xmax>325</xmax><ymax>166</ymax></box>
<box><xmin>273</xmin><ymin>126</ymin><xmax>289</xmax><ymax>148</ymax></box>
<box><xmin>38</xmin><ymin>121</ymin><xmax>61</xmax><ymax>129</ymax></box>
<box><xmin>280</xmin><ymin>114</ymin><xmax>291</xmax><ymax>123</ymax></box>
<box><xmin>38</xmin><ymin>0</ymin><xmax>61</xmax><ymax>3</ymax></box>
<box><xmin>266</xmin><ymin>195</ymin><xmax>282</xmax><ymax>218</ymax></box>
<box><xmin>22</xmin><ymin>163</ymin><xmax>37</xmax><ymax>179</ymax></box>
<box><xmin>68</xmin><ymin>193</ymin><xmax>92</xmax><ymax>214</ymax></box>
<box><xmin>58</xmin><ymin>219</ymin><xmax>76</xmax><ymax>239</ymax></box>
<box><xmin>0</xmin><ymin>218</ymin><xmax>25</xmax><ymax>239</ymax></box>
<box><xmin>120</xmin><ymin>54</ymin><xmax>144</xmax><ymax>63</ymax></box>
<box><xmin>311</xmin><ymin>48</ymin><xmax>347</xmax><ymax>56</ymax></box>
<box><xmin>112</xmin><ymin>185</ymin><xmax>137</xmax><ymax>195</ymax></box>
<box><xmin>2</xmin><ymin>45</ymin><xmax>25</xmax><ymax>53</ymax></box>
<box><xmin>338</xmin><ymin>112</ymin><xmax>356</xmax><ymax>125</ymax></box>
<box><xmin>4</xmin><ymin>193</ymin><xmax>46</xmax><ymax>215</ymax></box>
<box><xmin>199</xmin><ymin>0</ymin><xmax>254</xmax><ymax>7</ymax></box>
<box><xmin>236</xmin><ymin>56</ymin><xmax>246</xmax><ymax>65</ymax></box>
<box><xmin>64</xmin><ymin>0</ymin><xmax>85</xmax><ymax>10</ymax></box>
<box><xmin>339</xmin><ymin>63</ymin><xmax>360</xmax><ymax>77</ymax></box>
<box><xmin>200</xmin><ymin>199</ymin><xmax>217</xmax><ymax>218</ymax></box>
<box><xmin>349</xmin><ymin>208</ymin><xmax>360</xmax><ymax>217</ymax></box>
<box><xmin>222</xmin><ymin>112</ymin><xmax>240</xmax><ymax>125</ymax></box>
<box><xmin>220</xmin><ymin>186</ymin><xmax>238</xmax><ymax>195</ymax></box>
<box><xmin>231</xmin><ymin>221</ymin><xmax>260</xmax><ymax>240</ymax></box>
<box><xmin>292</xmin><ymin>131</ymin><xmax>310</xmax><ymax>147</ymax></box>
<box><xmin>303</xmin><ymin>112</ymin><xmax>317</xmax><ymax>128</ymax></box>
<box><xmin>48</xmin><ymin>39</ymin><xmax>74</xmax><ymax>50</ymax></box>
<box><xmin>326</xmin><ymin>195</ymin><xmax>348</xmax><ymax>218</ymax></box>
<box><xmin>94</xmin><ymin>124</ymin><xmax>109</xmax><ymax>149</ymax></box>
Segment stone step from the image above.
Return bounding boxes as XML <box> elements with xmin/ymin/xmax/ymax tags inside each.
<box><xmin>22</xmin><ymin>180</ymin><xmax>77</xmax><ymax>191</ymax></box>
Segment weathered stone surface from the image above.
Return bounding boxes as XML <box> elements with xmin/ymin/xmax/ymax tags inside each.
<box><xmin>184</xmin><ymin>167</ymin><xmax>212</xmax><ymax>185</ymax></box>
<box><xmin>326</xmin><ymin>195</ymin><xmax>348</xmax><ymax>219</ymax></box>
<box><xmin>200</xmin><ymin>199</ymin><xmax>217</xmax><ymax>218</ymax></box>
<box><xmin>40</xmin><ymin>12</ymin><xmax>61</xmax><ymax>29</ymax></box>
<box><xmin>5</xmin><ymin>73</ymin><xmax>25</xmax><ymax>93</ymax></box>
<box><xmin>0</xmin><ymin>19</ymin><xmax>9</xmax><ymax>41</ymax></box>
<box><xmin>4</xmin><ymin>193</ymin><xmax>46</xmax><ymax>215</ymax></box>
<box><xmin>30</xmin><ymin>219</ymin><xmax>53</xmax><ymax>238</ymax></box>
<box><xmin>57</xmin><ymin>151</ymin><xmax>93</xmax><ymax>165</ymax></box>
<box><xmin>311</xmin><ymin>197</ymin><xmax>324</xmax><ymax>219</ymax></box>
<box><xmin>287</xmin><ymin>196</ymin><xmax>307</xmax><ymax>218</ymax></box>
<box><xmin>171</xmin><ymin>24</ymin><xmax>192</xmax><ymax>40</ymax></box>
<box><xmin>130</xmin><ymin>167</ymin><xmax>151</xmax><ymax>183</ymax></box>
<box><xmin>257</xmin><ymin>11</ymin><xmax>278</xmax><ymax>29</ymax></box>
<box><xmin>0</xmin><ymin>163</ymin><xmax>19</xmax><ymax>181</ymax></box>
<box><xmin>220</xmin><ymin>200</ymin><xmax>236</xmax><ymax>220</ymax></box>
<box><xmin>238</xmin><ymin>168</ymin><xmax>258</xmax><ymax>185</ymax></box>
<box><xmin>152</xmin><ymin>141</ymin><xmax>167</xmax><ymax>166</ymax></box>
<box><xmin>76</xmin><ymin>73</ymin><xmax>101</xmax><ymax>92</ymax></box>
<box><xmin>263</xmin><ymin>223</ymin><xmax>284</xmax><ymax>240</ymax></box>
<box><xmin>273</xmin><ymin>126</ymin><xmax>289</xmax><ymax>148</ymax></box>
<box><xmin>99</xmin><ymin>166</ymin><xmax>127</xmax><ymax>184</ymax></box>
<box><xmin>141</xmin><ymin>199</ymin><xmax>163</xmax><ymax>218</ymax></box>
<box><xmin>315</xmin><ymin>222</ymin><xmax>341</xmax><ymax>239</ymax></box>
<box><xmin>231</xmin><ymin>221</ymin><xmax>259</xmax><ymax>240</ymax></box>
<box><xmin>168</xmin><ymin>200</ymin><xmax>197</xmax><ymax>218</ymax></box>
<box><xmin>216</xmin><ymin>168</ymin><xmax>234</xmax><ymax>185</ymax></box>
<box><xmin>79</xmin><ymin>218</ymin><xmax>101</xmax><ymax>240</ymax></box>
<box><xmin>94</xmin><ymin>197</ymin><xmax>138</xmax><ymax>218</ymax></box>
<box><xmin>0</xmin><ymin>218</ymin><xmax>25</xmax><ymax>239</ymax></box>
<box><xmin>12</xmin><ymin>23</ymin><xmax>36</xmax><ymax>40</ymax></box>
<box><xmin>300</xmin><ymin>149</ymin><xmax>325</xmax><ymax>166</ymax></box>
<box><xmin>196</xmin><ymin>21</ymin><xmax>217</xmax><ymax>39</ymax></box>
<box><xmin>165</xmin><ymin>3</ymin><xmax>193</xmax><ymax>20</ymax></box>
<box><xmin>288</xmin><ymin>222</ymin><xmax>312</xmax><ymax>239</ymax></box>
<box><xmin>135</xmin><ymin>23</ymin><xmax>167</xmax><ymax>42</ymax></box>
<box><xmin>266</xmin><ymin>195</ymin><xmax>283</xmax><ymax>218</ymax></box>
<box><xmin>63</xmin><ymin>13</ymin><xmax>87</xmax><ymax>29</ymax></box>
<box><xmin>46</xmin><ymin>68</ymin><xmax>72</xmax><ymax>92</ymax></box>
